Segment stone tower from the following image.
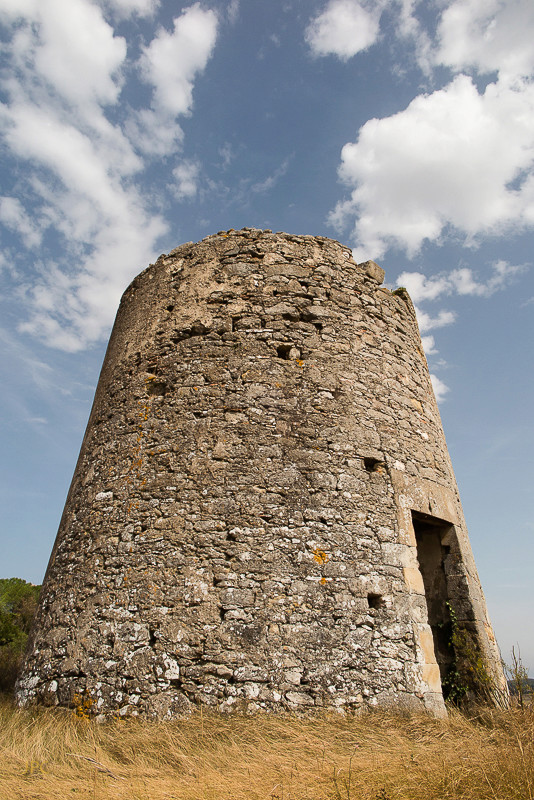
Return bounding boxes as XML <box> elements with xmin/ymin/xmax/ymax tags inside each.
<box><xmin>17</xmin><ymin>229</ymin><xmax>506</xmax><ymax>718</ymax></box>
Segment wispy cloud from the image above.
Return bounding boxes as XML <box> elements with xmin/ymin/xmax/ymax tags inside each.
<box><xmin>172</xmin><ymin>159</ymin><xmax>201</xmax><ymax>200</ymax></box>
<box><xmin>98</xmin><ymin>0</ymin><xmax>160</xmax><ymax>18</ymax></box>
<box><xmin>396</xmin><ymin>260</ymin><xmax>525</xmax><ymax>363</ymax></box>
<box><xmin>0</xmin><ymin>196</ymin><xmax>43</xmax><ymax>248</ymax></box>
<box><xmin>430</xmin><ymin>373</ymin><xmax>449</xmax><ymax>403</ymax></box>
<box><xmin>251</xmin><ymin>158</ymin><xmax>291</xmax><ymax>194</ymax></box>
<box><xmin>398</xmin><ymin>261</ymin><xmax>525</xmax><ymax>305</ymax></box>
<box><xmin>0</xmin><ymin>1</ymin><xmax>219</xmax><ymax>351</ymax></box>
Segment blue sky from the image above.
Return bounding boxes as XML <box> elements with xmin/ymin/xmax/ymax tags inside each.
<box><xmin>1</xmin><ymin>0</ymin><xmax>533</xmax><ymax>674</ymax></box>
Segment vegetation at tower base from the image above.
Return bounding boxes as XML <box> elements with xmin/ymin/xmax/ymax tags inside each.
<box><xmin>16</xmin><ymin>229</ymin><xmax>507</xmax><ymax>718</ymax></box>
<box><xmin>0</xmin><ymin>579</ymin><xmax>40</xmax><ymax>694</ymax></box>
<box><xmin>1</xmin><ymin>701</ymin><xmax>533</xmax><ymax>799</ymax></box>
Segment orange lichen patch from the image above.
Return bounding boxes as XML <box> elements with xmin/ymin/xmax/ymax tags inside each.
<box><xmin>313</xmin><ymin>548</ymin><xmax>329</xmax><ymax>565</ymax></box>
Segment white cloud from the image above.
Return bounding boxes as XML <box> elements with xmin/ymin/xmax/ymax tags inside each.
<box><xmin>0</xmin><ymin>196</ymin><xmax>42</xmax><ymax>248</ymax></box>
<box><xmin>414</xmin><ymin>307</ymin><xmax>456</xmax><ymax>334</ymax></box>
<box><xmin>394</xmin><ymin>259</ymin><xmax>525</xmax><ymax>362</ymax></box>
<box><xmin>305</xmin><ymin>0</ymin><xmax>381</xmax><ymax>60</ymax></box>
<box><xmin>331</xmin><ymin>74</ymin><xmax>534</xmax><ymax>260</ymax></box>
<box><xmin>398</xmin><ymin>261</ymin><xmax>524</xmax><ymax>304</ymax></box>
<box><xmin>421</xmin><ymin>335</ymin><xmax>437</xmax><ymax>354</ymax></box>
<box><xmin>448</xmin><ymin>261</ymin><xmax>526</xmax><ymax>296</ymax></box>
<box><xmin>18</xmin><ymin>200</ymin><xmax>167</xmax><ymax>351</ymax></box>
<box><xmin>0</xmin><ymin>326</ymin><xmax>55</xmax><ymax>393</ymax></box>
<box><xmin>0</xmin><ymin>0</ymin><xmax>38</xmax><ymax>19</ymax></box>
<box><xmin>430</xmin><ymin>373</ymin><xmax>449</xmax><ymax>403</ymax></box>
<box><xmin>139</xmin><ymin>4</ymin><xmax>218</xmax><ymax>117</ymax></box>
<box><xmin>98</xmin><ymin>0</ymin><xmax>159</xmax><ymax>18</ymax></box>
<box><xmin>227</xmin><ymin>0</ymin><xmax>239</xmax><ymax>24</ymax></box>
<box><xmin>0</xmin><ymin>0</ymin><xmax>220</xmax><ymax>351</ymax></box>
<box><xmin>219</xmin><ymin>142</ymin><xmax>235</xmax><ymax>169</ymax></box>
<box><xmin>125</xmin><ymin>108</ymin><xmax>184</xmax><ymax>157</ymax></box>
<box><xmin>3</xmin><ymin>0</ymin><xmax>127</xmax><ymax>110</ymax></box>
<box><xmin>251</xmin><ymin>158</ymin><xmax>291</xmax><ymax>194</ymax></box>
<box><xmin>172</xmin><ymin>160</ymin><xmax>201</xmax><ymax>200</ymax></box>
<box><xmin>394</xmin><ymin>272</ymin><xmax>450</xmax><ymax>303</ymax></box>
<box><xmin>128</xmin><ymin>4</ymin><xmax>218</xmax><ymax>157</ymax></box>
<box><xmin>329</xmin><ymin>0</ymin><xmax>534</xmax><ymax>261</ymax></box>
<box><xmin>436</xmin><ymin>0</ymin><xmax>534</xmax><ymax>82</ymax></box>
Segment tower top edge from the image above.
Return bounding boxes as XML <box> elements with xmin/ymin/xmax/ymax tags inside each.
<box><xmin>126</xmin><ymin>228</ymin><xmax>390</xmax><ymax>299</ymax></box>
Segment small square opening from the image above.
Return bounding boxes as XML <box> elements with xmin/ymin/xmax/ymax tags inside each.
<box><xmin>364</xmin><ymin>457</ymin><xmax>386</xmax><ymax>473</ymax></box>
<box><xmin>367</xmin><ymin>593</ymin><xmax>384</xmax><ymax>609</ymax></box>
<box><xmin>276</xmin><ymin>344</ymin><xmax>292</xmax><ymax>359</ymax></box>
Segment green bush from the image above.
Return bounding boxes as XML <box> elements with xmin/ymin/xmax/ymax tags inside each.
<box><xmin>0</xmin><ymin>578</ymin><xmax>41</xmax><ymax>694</ymax></box>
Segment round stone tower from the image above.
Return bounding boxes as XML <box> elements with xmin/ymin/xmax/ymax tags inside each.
<box><xmin>17</xmin><ymin>229</ymin><xmax>506</xmax><ymax>717</ymax></box>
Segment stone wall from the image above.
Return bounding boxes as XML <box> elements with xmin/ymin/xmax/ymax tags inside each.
<box><xmin>17</xmin><ymin>229</ymin><xmax>506</xmax><ymax>718</ymax></box>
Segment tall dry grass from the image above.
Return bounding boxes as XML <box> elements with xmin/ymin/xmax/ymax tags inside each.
<box><xmin>1</xmin><ymin>697</ymin><xmax>533</xmax><ymax>800</ymax></box>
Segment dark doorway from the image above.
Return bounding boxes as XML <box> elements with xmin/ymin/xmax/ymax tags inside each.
<box><xmin>412</xmin><ymin>511</ymin><xmax>456</xmax><ymax>687</ymax></box>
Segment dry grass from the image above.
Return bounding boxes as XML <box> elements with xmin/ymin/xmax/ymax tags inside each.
<box><xmin>1</xmin><ymin>697</ymin><xmax>533</xmax><ymax>800</ymax></box>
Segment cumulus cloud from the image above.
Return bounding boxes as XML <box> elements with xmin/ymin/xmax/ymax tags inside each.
<box><xmin>139</xmin><ymin>4</ymin><xmax>218</xmax><ymax>116</ymax></box>
<box><xmin>129</xmin><ymin>4</ymin><xmax>218</xmax><ymax>157</ymax></box>
<box><xmin>328</xmin><ymin>0</ymin><xmax>534</xmax><ymax>262</ymax></box>
<box><xmin>436</xmin><ymin>0</ymin><xmax>534</xmax><ymax>82</ymax></box>
<box><xmin>305</xmin><ymin>0</ymin><xmax>381</xmax><ymax>60</ymax></box>
<box><xmin>1</xmin><ymin>0</ymin><xmax>127</xmax><ymax>110</ymax></box>
<box><xmin>331</xmin><ymin>75</ymin><xmax>534</xmax><ymax>260</ymax></box>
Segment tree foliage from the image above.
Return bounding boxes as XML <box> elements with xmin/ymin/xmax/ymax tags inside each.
<box><xmin>0</xmin><ymin>578</ymin><xmax>41</xmax><ymax>694</ymax></box>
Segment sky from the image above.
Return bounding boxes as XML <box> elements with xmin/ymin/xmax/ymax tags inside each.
<box><xmin>0</xmin><ymin>0</ymin><xmax>533</xmax><ymax>675</ymax></box>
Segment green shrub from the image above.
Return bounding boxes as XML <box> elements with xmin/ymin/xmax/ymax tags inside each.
<box><xmin>0</xmin><ymin>578</ymin><xmax>41</xmax><ymax>694</ymax></box>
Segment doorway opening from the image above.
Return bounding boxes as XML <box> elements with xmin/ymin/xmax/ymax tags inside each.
<box><xmin>412</xmin><ymin>511</ymin><xmax>456</xmax><ymax>691</ymax></box>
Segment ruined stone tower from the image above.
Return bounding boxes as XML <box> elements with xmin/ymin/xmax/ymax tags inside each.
<box><xmin>18</xmin><ymin>229</ymin><xmax>506</xmax><ymax>717</ymax></box>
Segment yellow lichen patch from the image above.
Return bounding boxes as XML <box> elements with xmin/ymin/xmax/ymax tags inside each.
<box><xmin>313</xmin><ymin>548</ymin><xmax>329</xmax><ymax>565</ymax></box>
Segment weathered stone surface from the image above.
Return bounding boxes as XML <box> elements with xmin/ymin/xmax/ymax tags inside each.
<box><xmin>17</xmin><ymin>229</ymin><xmax>506</xmax><ymax>718</ymax></box>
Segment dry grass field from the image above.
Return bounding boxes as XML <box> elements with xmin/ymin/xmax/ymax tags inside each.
<box><xmin>1</xmin><ymin>698</ymin><xmax>533</xmax><ymax>800</ymax></box>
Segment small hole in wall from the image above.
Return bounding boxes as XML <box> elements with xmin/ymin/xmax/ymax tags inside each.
<box><xmin>367</xmin><ymin>593</ymin><xmax>384</xmax><ymax>609</ymax></box>
<box><xmin>147</xmin><ymin>380</ymin><xmax>167</xmax><ymax>397</ymax></box>
<box><xmin>364</xmin><ymin>457</ymin><xmax>386</xmax><ymax>473</ymax></box>
<box><xmin>277</xmin><ymin>344</ymin><xmax>292</xmax><ymax>360</ymax></box>
<box><xmin>166</xmin><ymin>305</ymin><xmax>174</xmax><ymax>312</ymax></box>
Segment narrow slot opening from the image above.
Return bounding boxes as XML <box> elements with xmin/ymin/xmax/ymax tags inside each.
<box><xmin>412</xmin><ymin>511</ymin><xmax>455</xmax><ymax>692</ymax></box>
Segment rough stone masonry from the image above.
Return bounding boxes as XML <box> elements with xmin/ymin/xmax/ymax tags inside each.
<box><xmin>17</xmin><ymin>229</ymin><xmax>506</xmax><ymax>718</ymax></box>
